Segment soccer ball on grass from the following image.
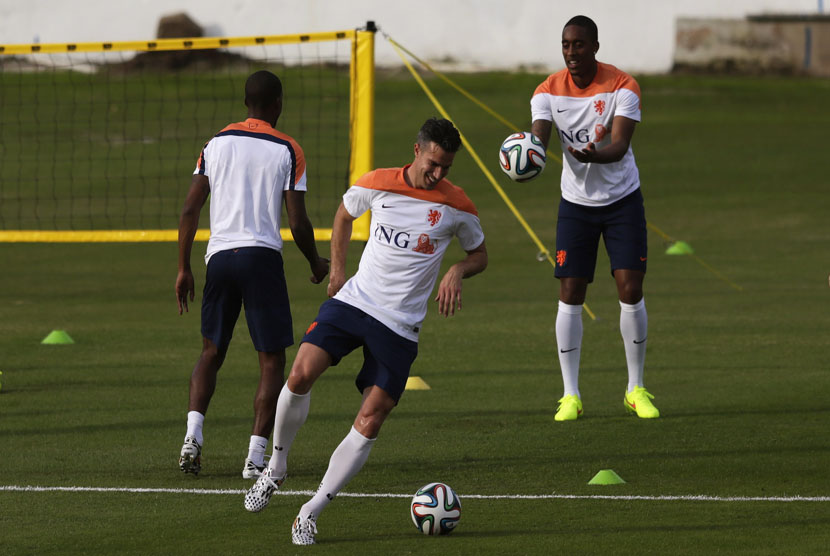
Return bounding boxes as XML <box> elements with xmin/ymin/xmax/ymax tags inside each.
<box><xmin>498</xmin><ymin>131</ymin><xmax>546</xmax><ymax>182</ymax></box>
<box><xmin>410</xmin><ymin>482</ymin><xmax>461</xmax><ymax>535</ymax></box>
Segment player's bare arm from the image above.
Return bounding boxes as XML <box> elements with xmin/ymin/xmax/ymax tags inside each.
<box><xmin>568</xmin><ymin>115</ymin><xmax>636</xmax><ymax>164</ymax></box>
<box><xmin>435</xmin><ymin>240</ymin><xmax>488</xmax><ymax>317</ymax></box>
<box><xmin>531</xmin><ymin>119</ymin><xmax>553</xmax><ymax>151</ymax></box>
<box><xmin>176</xmin><ymin>174</ymin><xmax>210</xmax><ymax>315</ymax></box>
<box><xmin>327</xmin><ymin>202</ymin><xmax>356</xmax><ymax>298</ymax></box>
<box><xmin>285</xmin><ymin>189</ymin><xmax>330</xmax><ymax>284</ymax></box>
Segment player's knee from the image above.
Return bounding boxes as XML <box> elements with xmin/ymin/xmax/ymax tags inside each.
<box><xmin>286</xmin><ymin>371</ymin><xmax>311</xmax><ymax>394</ymax></box>
<box><xmin>259</xmin><ymin>351</ymin><xmax>286</xmax><ymax>374</ymax></box>
<box><xmin>200</xmin><ymin>338</ymin><xmax>226</xmax><ymax>366</ymax></box>
<box><xmin>617</xmin><ymin>282</ymin><xmax>643</xmax><ymax>304</ymax></box>
<box><xmin>287</xmin><ymin>344</ymin><xmax>331</xmax><ymax>394</ymax></box>
<box><xmin>286</xmin><ymin>359</ymin><xmax>321</xmax><ymax>394</ymax></box>
<box><xmin>560</xmin><ymin>280</ymin><xmax>587</xmax><ymax>305</ymax></box>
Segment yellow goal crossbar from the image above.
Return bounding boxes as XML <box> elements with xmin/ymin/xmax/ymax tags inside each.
<box><xmin>0</xmin><ymin>31</ymin><xmax>356</xmax><ymax>56</ymax></box>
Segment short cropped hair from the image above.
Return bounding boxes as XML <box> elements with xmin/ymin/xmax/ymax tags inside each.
<box><xmin>564</xmin><ymin>15</ymin><xmax>598</xmax><ymax>43</ymax></box>
<box><xmin>245</xmin><ymin>70</ymin><xmax>283</xmax><ymax>110</ymax></box>
<box><xmin>416</xmin><ymin>117</ymin><xmax>462</xmax><ymax>153</ymax></box>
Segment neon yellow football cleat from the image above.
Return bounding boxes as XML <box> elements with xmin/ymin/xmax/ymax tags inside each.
<box><xmin>555</xmin><ymin>394</ymin><xmax>583</xmax><ymax>421</ymax></box>
<box><xmin>624</xmin><ymin>386</ymin><xmax>660</xmax><ymax>418</ymax></box>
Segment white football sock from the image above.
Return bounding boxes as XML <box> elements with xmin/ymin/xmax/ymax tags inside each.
<box><xmin>556</xmin><ymin>301</ymin><xmax>583</xmax><ymax>397</ymax></box>
<box><xmin>299</xmin><ymin>427</ymin><xmax>375</xmax><ymax>520</ymax></box>
<box><xmin>247</xmin><ymin>435</ymin><xmax>268</xmax><ymax>467</ymax></box>
<box><xmin>185</xmin><ymin>411</ymin><xmax>205</xmax><ymax>446</ymax></box>
<box><xmin>269</xmin><ymin>384</ymin><xmax>311</xmax><ymax>478</ymax></box>
<box><xmin>620</xmin><ymin>298</ymin><xmax>648</xmax><ymax>392</ymax></box>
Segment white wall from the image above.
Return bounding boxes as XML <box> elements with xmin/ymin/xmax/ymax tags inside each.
<box><xmin>0</xmin><ymin>0</ymin><xmax>823</xmax><ymax>73</ymax></box>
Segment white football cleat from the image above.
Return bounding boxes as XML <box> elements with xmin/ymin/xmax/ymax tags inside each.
<box><xmin>291</xmin><ymin>514</ymin><xmax>318</xmax><ymax>546</ymax></box>
<box><xmin>178</xmin><ymin>436</ymin><xmax>202</xmax><ymax>475</ymax></box>
<box><xmin>243</xmin><ymin>467</ymin><xmax>284</xmax><ymax>512</ymax></box>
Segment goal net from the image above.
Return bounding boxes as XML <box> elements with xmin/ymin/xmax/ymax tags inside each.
<box><xmin>0</xmin><ymin>25</ymin><xmax>375</xmax><ymax>242</ymax></box>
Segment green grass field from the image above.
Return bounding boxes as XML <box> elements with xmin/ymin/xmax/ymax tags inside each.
<box><xmin>1</xmin><ymin>70</ymin><xmax>829</xmax><ymax>554</ymax></box>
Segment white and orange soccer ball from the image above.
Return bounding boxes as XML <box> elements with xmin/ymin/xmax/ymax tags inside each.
<box><xmin>498</xmin><ymin>131</ymin><xmax>546</xmax><ymax>182</ymax></box>
<box><xmin>410</xmin><ymin>482</ymin><xmax>461</xmax><ymax>536</ymax></box>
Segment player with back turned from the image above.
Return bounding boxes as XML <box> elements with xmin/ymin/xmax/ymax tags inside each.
<box><xmin>175</xmin><ymin>70</ymin><xmax>329</xmax><ymax>477</ymax></box>
<box><xmin>530</xmin><ymin>15</ymin><xmax>660</xmax><ymax>421</ymax></box>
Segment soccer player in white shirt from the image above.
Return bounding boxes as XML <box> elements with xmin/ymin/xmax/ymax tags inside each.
<box><xmin>243</xmin><ymin>118</ymin><xmax>488</xmax><ymax>545</ymax></box>
<box><xmin>530</xmin><ymin>16</ymin><xmax>659</xmax><ymax>421</ymax></box>
<box><xmin>175</xmin><ymin>71</ymin><xmax>329</xmax><ymax>477</ymax></box>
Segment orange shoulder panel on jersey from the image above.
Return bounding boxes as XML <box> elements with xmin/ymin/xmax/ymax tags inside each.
<box><xmin>195</xmin><ymin>140</ymin><xmax>209</xmax><ymax>173</ymax></box>
<box><xmin>275</xmin><ymin>130</ymin><xmax>306</xmax><ymax>185</ymax></box>
<box><xmin>533</xmin><ymin>63</ymin><xmax>640</xmax><ymax>99</ymax></box>
<box><xmin>219</xmin><ymin>120</ymin><xmax>307</xmax><ymax>185</ymax></box>
<box><xmin>355</xmin><ymin>167</ymin><xmax>478</xmax><ymax>215</ymax></box>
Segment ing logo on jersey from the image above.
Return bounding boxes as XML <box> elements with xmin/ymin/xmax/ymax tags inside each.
<box><xmin>374</xmin><ymin>224</ymin><xmax>437</xmax><ymax>254</ymax></box>
<box><xmin>559</xmin><ymin>128</ymin><xmax>590</xmax><ymax>144</ymax></box>
<box><xmin>594</xmin><ymin>99</ymin><xmax>606</xmax><ymax>115</ymax></box>
<box><xmin>427</xmin><ymin>209</ymin><xmax>442</xmax><ymax>227</ymax></box>
<box><xmin>413</xmin><ymin>234</ymin><xmax>436</xmax><ymax>254</ymax></box>
<box><xmin>594</xmin><ymin>124</ymin><xmax>608</xmax><ymax>143</ymax></box>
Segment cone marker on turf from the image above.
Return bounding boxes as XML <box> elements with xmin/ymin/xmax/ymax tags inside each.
<box><xmin>41</xmin><ymin>330</ymin><xmax>75</xmax><ymax>345</ymax></box>
<box><xmin>405</xmin><ymin>376</ymin><xmax>431</xmax><ymax>390</ymax></box>
<box><xmin>665</xmin><ymin>241</ymin><xmax>694</xmax><ymax>255</ymax></box>
<box><xmin>588</xmin><ymin>469</ymin><xmax>626</xmax><ymax>485</ymax></box>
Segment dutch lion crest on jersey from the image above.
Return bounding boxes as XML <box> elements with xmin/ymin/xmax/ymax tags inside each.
<box><xmin>427</xmin><ymin>209</ymin><xmax>441</xmax><ymax>227</ymax></box>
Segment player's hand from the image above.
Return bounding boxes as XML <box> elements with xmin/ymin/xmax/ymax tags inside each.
<box><xmin>568</xmin><ymin>142</ymin><xmax>596</xmax><ymax>163</ymax></box>
<box><xmin>327</xmin><ymin>273</ymin><xmax>346</xmax><ymax>298</ymax></box>
<box><xmin>310</xmin><ymin>256</ymin><xmax>330</xmax><ymax>284</ymax></box>
<box><xmin>175</xmin><ymin>270</ymin><xmax>195</xmax><ymax>315</ymax></box>
<box><xmin>435</xmin><ymin>266</ymin><xmax>464</xmax><ymax>317</ymax></box>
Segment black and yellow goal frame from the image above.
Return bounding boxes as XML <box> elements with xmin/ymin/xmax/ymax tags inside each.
<box><xmin>0</xmin><ymin>25</ymin><xmax>374</xmax><ymax>242</ymax></box>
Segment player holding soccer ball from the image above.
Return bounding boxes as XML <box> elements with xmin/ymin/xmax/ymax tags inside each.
<box><xmin>530</xmin><ymin>15</ymin><xmax>659</xmax><ymax>421</ymax></box>
<box><xmin>243</xmin><ymin>117</ymin><xmax>487</xmax><ymax>545</ymax></box>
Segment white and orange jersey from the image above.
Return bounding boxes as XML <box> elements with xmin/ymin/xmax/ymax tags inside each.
<box><xmin>194</xmin><ymin>118</ymin><xmax>307</xmax><ymax>263</ymax></box>
<box><xmin>531</xmin><ymin>62</ymin><xmax>641</xmax><ymax>206</ymax></box>
<box><xmin>334</xmin><ymin>165</ymin><xmax>485</xmax><ymax>341</ymax></box>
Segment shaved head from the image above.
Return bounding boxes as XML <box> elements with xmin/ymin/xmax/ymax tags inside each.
<box><xmin>564</xmin><ymin>15</ymin><xmax>598</xmax><ymax>43</ymax></box>
<box><xmin>245</xmin><ymin>70</ymin><xmax>283</xmax><ymax>111</ymax></box>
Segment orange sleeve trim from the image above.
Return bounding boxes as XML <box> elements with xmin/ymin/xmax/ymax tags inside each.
<box><xmin>195</xmin><ymin>145</ymin><xmax>206</xmax><ymax>174</ymax></box>
<box><xmin>272</xmin><ymin>130</ymin><xmax>306</xmax><ymax>183</ymax></box>
<box><xmin>292</xmin><ymin>143</ymin><xmax>306</xmax><ymax>183</ymax></box>
<box><xmin>617</xmin><ymin>71</ymin><xmax>641</xmax><ymax>100</ymax></box>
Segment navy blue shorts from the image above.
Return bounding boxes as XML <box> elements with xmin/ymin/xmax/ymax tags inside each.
<box><xmin>201</xmin><ymin>247</ymin><xmax>294</xmax><ymax>352</ymax></box>
<box><xmin>555</xmin><ymin>188</ymin><xmax>647</xmax><ymax>283</ymax></box>
<box><xmin>301</xmin><ymin>298</ymin><xmax>418</xmax><ymax>403</ymax></box>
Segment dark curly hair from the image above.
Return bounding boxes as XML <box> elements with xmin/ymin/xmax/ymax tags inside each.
<box><xmin>416</xmin><ymin>117</ymin><xmax>462</xmax><ymax>153</ymax></box>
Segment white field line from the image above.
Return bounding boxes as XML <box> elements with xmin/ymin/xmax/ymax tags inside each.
<box><xmin>1</xmin><ymin>485</ymin><xmax>828</xmax><ymax>503</ymax></box>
